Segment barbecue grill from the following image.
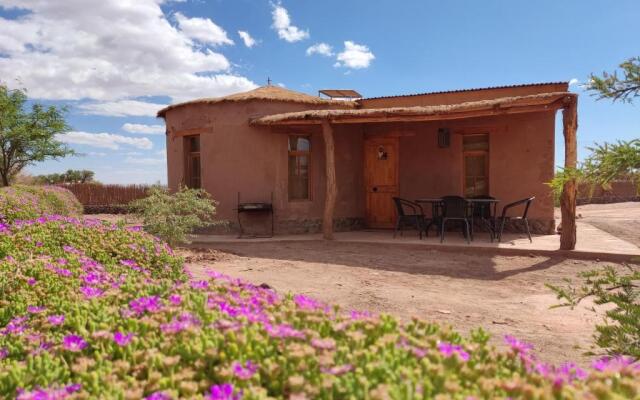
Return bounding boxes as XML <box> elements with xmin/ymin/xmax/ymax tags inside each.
<box><xmin>236</xmin><ymin>192</ymin><xmax>274</xmax><ymax>238</ymax></box>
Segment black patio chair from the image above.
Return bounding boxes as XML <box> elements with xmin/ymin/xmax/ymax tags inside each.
<box><xmin>496</xmin><ymin>196</ymin><xmax>535</xmax><ymax>242</ymax></box>
<box><xmin>392</xmin><ymin>197</ymin><xmax>428</xmax><ymax>239</ymax></box>
<box><xmin>440</xmin><ymin>196</ymin><xmax>472</xmax><ymax>244</ymax></box>
<box><xmin>470</xmin><ymin>195</ymin><xmax>497</xmax><ymax>242</ymax></box>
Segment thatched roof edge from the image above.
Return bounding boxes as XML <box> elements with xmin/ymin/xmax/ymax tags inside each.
<box><xmin>250</xmin><ymin>92</ymin><xmax>577</xmax><ymax>125</ymax></box>
<box><xmin>157</xmin><ymin>86</ymin><xmax>355</xmax><ymax>117</ymax></box>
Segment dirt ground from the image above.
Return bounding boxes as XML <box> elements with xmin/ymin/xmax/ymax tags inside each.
<box><xmin>575</xmin><ymin>202</ymin><xmax>640</xmax><ymax>247</ymax></box>
<box><xmin>182</xmin><ymin>243</ymin><xmax>616</xmax><ymax>366</ymax></box>
<box><xmin>91</xmin><ymin>202</ymin><xmax>640</xmax><ymax>366</ymax></box>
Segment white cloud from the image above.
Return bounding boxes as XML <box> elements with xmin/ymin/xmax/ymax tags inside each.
<box><xmin>56</xmin><ymin>131</ymin><xmax>153</xmax><ymax>150</ymax></box>
<box><xmin>237</xmin><ymin>30</ymin><xmax>256</xmax><ymax>48</ymax></box>
<box><xmin>569</xmin><ymin>78</ymin><xmax>579</xmax><ymax>86</ymax></box>
<box><xmin>156</xmin><ymin>149</ymin><xmax>167</xmax><ymax>156</ymax></box>
<box><xmin>125</xmin><ymin>156</ymin><xmax>165</xmax><ymax>165</ymax></box>
<box><xmin>0</xmin><ymin>1</ymin><xmax>257</xmax><ymax>103</ymax></box>
<box><xmin>78</xmin><ymin>100</ymin><xmax>167</xmax><ymax>117</ymax></box>
<box><xmin>335</xmin><ymin>41</ymin><xmax>375</xmax><ymax>69</ymax></box>
<box><xmin>175</xmin><ymin>12</ymin><xmax>233</xmax><ymax>46</ymax></box>
<box><xmin>306</xmin><ymin>43</ymin><xmax>333</xmax><ymax>57</ymax></box>
<box><xmin>87</xmin><ymin>152</ymin><xmax>107</xmax><ymax>157</ymax></box>
<box><xmin>122</xmin><ymin>123</ymin><xmax>166</xmax><ymax>135</ymax></box>
<box><xmin>271</xmin><ymin>3</ymin><xmax>309</xmax><ymax>42</ymax></box>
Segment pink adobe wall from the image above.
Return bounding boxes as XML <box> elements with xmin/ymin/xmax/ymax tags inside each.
<box><xmin>385</xmin><ymin>111</ymin><xmax>556</xmax><ymax>223</ymax></box>
<box><xmin>164</xmin><ymin>100</ymin><xmax>363</xmax><ymax>229</ymax></box>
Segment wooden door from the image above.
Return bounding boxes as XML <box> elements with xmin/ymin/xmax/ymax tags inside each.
<box><xmin>364</xmin><ymin>136</ymin><xmax>399</xmax><ymax>228</ymax></box>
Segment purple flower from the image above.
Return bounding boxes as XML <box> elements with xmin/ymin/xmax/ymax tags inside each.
<box><xmin>62</xmin><ymin>245</ymin><xmax>82</xmax><ymax>255</ymax></box>
<box><xmin>82</xmin><ymin>273</ymin><xmax>101</xmax><ymax>285</ymax></box>
<box><xmin>113</xmin><ymin>331</ymin><xmax>134</xmax><ymax>346</ymax></box>
<box><xmin>129</xmin><ymin>295</ymin><xmax>162</xmax><ymax>315</ymax></box>
<box><xmin>349</xmin><ymin>310</ymin><xmax>373</xmax><ymax>320</ymax></box>
<box><xmin>504</xmin><ymin>335</ymin><xmax>534</xmax><ymax>354</ymax></box>
<box><xmin>554</xmin><ymin>362</ymin><xmax>588</xmax><ymax>384</ymax></box>
<box><xmin>27</xmin><ymin>305</ymin><xmax>45</xmax><ymax>314</ymax></box>
<box><xmin>263</xmin><ymin>323</ymin><xmax>305</xmax><ymax>339</ymax></box>
<box><xmin>232</xmin><ymin>361</ymin><xmax>258</xmax><ymax>380</ymax></box>
<box><xmin>438</xmin><ymin>342</ymin><xmax>470</xmax><ymax>362</ymax></box>
<box><xmin>592</xmin><ymin>355</ymin><xmax>640</xmax><ymax>372</ymax></box>
<box><xmin>80</xmin><ymin>286</ymin><xmax>103</xmax><ymax>299</ymax></box>
<box><xmin>0</xmin><ymin>347</ymin><xmax>8</xmax><ymax>359</ymax></box>
<box><xmin>16</xmin><ymin>383</ymin><xmax>81</xmax><ymax>400</ymax></box>
<box><xmin>168</xmin><ymin>294</ymin><xmax>182</xmax><ymax>305</ymax></box>
<box><xmin>27</xmin><ymin>278</ymin><xmax>37</xmax><ymax>286</ymax></box>
<box><xmin>1</xmin><ymin>317</ymin><xmax>28</xmax><ymax>336</ymax></box>
<box><xmin>190</xmin><ymin>280</ymin><xmax>209</xmax><ymax>290</ymax></box>
<box><xmin>160</xmin><ymin>312</ymin><xmax>201</xmax><ymax>334</ymax></box>
<box><xmin>62</xmin><ymin>334</ymin><xmax>88</xmax><ymax>352</ymax></box>
<box><xmin>120</xmin><ymin>259</ymin><xmax>143</xmax><ymax>272</ymax></box>
<box><xmin>48</xmin><ymin>315</ymin><xmax>65</xmax><ymax>326</ymax></box>
<box><xmin>55</xmin><ymin>268</ymin><xmax>72</xmax><ymax>277</ymax></box>
<box><xmin>293</xmin><ymin>294</ymin><xmax>328</xmax><ymax>312</ymax></box>
<box><xmin>146</xmin><ymin>392</ymin><xmax>172</xmax><ymax>400</ymax></box>
<box><xmin>208</xmin><ymin>383</ymin><xmax>241</xmax><ymax>400</ymax></box>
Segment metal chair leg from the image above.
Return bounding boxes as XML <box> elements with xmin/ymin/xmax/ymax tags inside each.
<box><xmin>524</xmin><ymin>219</ymin><xmax>532</xmax><ymax>242</ymax></box>
<box><xmin>464</xmin><ymin>220</ymin><xmax>471</xmax><ymax>244</ymax></box>
<box><xmin>440</xmin><ymin>219</ymin><xmax>446</xmax><ymax>243</ymax></box>
<box><xmin>498</xmin><ymin>218</ymin><xmax>506</xmax><ymax>242</ymax></box>
<box><xmin>393</xmin><ymin>218</ymin><xmax>400</xmax><ymax>238</ymax></box>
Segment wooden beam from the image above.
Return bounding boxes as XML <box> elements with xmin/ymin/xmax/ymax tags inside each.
<box><xmin>321</xmin><ymin>119</ymin><xmax>337</xmax><ymax>240</ymax></box>
<box><xmin>560</xmin><ymin>97</ymin><xmax>578</xmax><ymax>250</ymax></box>
<box><xmin>253</xmin><ymin>101</ymin><xmax>567</xmax><ymax>127</ymax></box>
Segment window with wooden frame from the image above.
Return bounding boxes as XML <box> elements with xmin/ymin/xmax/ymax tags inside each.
<box><xmin>463</xmin><ymin>134</ymin><xmax>489</xmax><ymax>197</ymax></box>
<box><xmin>288</xmin><ymin>135</ymin><xmax>311</xmax><ymax>200</ymax></box>
<box><xmin>184</xmin><ymin>135</ymin><xmax>201</xmax><ymax>189</ymax></box>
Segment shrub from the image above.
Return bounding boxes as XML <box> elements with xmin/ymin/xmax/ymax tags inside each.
<box><xmin>548</xmin><ymin>264</ymin><xmax>640</xmax><ymax>358</ymax></box>
<box><xmin>1</xmin><ymin>218</ymin><xmax>639</xmax><ymax>399</ymax></box>
<box><xmin>131</xmin><ymin>186</ymin><xmax>217</xmax><ymax>246</ymax></box>
<box><xmin>0</xmin><ymin>185</ymin><xmax>82</xmax><ymax>223</ymax></box>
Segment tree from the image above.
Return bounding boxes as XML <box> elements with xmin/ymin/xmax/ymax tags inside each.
<box><xmin>587</xmin><ymin>57</ymin><xmax>640</xmax><ymax>103</ymax></box>
<box><xmin>36</xmin><ymin>169</ymin><xmax>95</xmax><ymax>184</ymax></box>
<box><xmin>0</xmin><ymin>84</ymin><xmax>73</xmax><ymax>186</ymax></box>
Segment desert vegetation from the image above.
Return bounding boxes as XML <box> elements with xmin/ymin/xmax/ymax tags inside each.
<box><xmin>0</xmin><ymin>185</ymin><xmax>639</xmax><ymax>399</ymax></box>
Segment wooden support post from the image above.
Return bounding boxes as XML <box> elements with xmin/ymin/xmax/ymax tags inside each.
<box><xmin>321</xmin><ymin>119</ymin><xmax>337</xmax><ymax>240</ymax></box>
<box><xmin>560</xmin><ymin>97</ymin><xmax>578</xmax><ymax>250</ymax></box>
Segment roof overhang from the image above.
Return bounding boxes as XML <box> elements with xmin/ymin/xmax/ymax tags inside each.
<box><xmin>250</xmin><ymin>92</ymin><xmax>576</xmax><ymax>126</ymax></box>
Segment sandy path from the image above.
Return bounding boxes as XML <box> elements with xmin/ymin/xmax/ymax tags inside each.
<box><xmin>182</xmin><ymin>242</ymin><xmax>613</xmax><ymax>366</ymax></box>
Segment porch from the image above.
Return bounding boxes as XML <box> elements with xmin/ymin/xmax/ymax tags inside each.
<box><xmin>192</xmin><ymin>216</ymin><xmax>640</xmax><ymax>261</ymax></box>
<box><xmin>251</xmin><ymin>91</ymin><xmax>579</xmax><ymax>249</ymax></box>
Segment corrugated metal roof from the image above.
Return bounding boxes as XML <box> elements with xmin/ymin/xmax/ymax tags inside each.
<box><xmin>319</xmin><ymin>89</ymin><xmax>362</xmax><ymax>99</ymax></box>
<box><xmin>361</xmin><ymin>82</ymin><xmax>569</xmax><ymax>101</ymax></box>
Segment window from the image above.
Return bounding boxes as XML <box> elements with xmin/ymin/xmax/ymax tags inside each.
<box><xmin>463</xmin><ymin>134</ymin><xmax>489</xmax><ymax>197</ymax></box>
<box><xmin>184</xmin><ymin>135</ymin><xmax>201</xmax><ymax>189</ymax></box>
<box><xmin>288</xmin><ymin>135</ymin><xmax>310</xmax><ymax>200</ymax></box>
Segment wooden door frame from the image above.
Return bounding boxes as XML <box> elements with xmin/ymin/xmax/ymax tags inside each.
<box><xmin>363</xmin><ymin>135</ymin><xmax>399</xmax><ymax>228</ymax></box>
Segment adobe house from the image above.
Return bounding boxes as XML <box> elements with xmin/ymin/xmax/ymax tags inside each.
<box><xmin>158</xmin><ymin>83</ymin><xmax>578</xmax><ymax>249</ymax></box>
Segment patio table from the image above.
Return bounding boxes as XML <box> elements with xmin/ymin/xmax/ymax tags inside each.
<box><xmin>415</xmin><ymin>197</ymin><xmax>500</xmax><ymax>240</ymax></box>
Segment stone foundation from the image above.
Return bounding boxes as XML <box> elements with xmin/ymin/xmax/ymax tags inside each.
<box><xmin>196</xmin><ymin>217</ymin><xmax>366</xmax><ymax>235</ymax></box>
<box><xmin>196</xmin><ymin>217</ymin><xmax>554</xmax><ymax>236</ymax></box>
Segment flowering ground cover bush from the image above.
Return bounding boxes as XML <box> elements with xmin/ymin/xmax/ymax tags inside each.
<box><xmin>0</xmin><ymin>185</ymin><xmax>82</xmax><ymax>223</ymax></box>
<box><xmin>1</xmin><ymin>217</ymin><xmax>639</xmax><ymax>399</ymax></box>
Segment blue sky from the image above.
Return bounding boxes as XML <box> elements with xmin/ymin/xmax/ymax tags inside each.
<box><xmin>1</xmin><ymin>0</ymin><xmax>638</xmax><ymax>184</ymax></box>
